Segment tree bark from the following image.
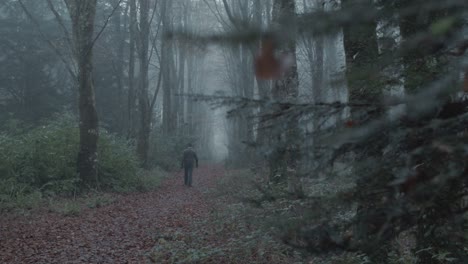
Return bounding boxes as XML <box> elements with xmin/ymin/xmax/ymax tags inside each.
<box><xmin>270</xmin><ymin>0</ymin><xmax>303</xmax><ymax>197</ymax></box>
<box><xmin>162</xmin><ymin>0</ymin><xmax>175</xmax><ymax>135</ymax></box>
<box><xmin>136</xmin><ymin>0</ymin><xmax>151</xmax><ymax>167</ymax></box>
<box><xmin>112</xmin><ymin>0</ymin><xmax>126</xmax><ymax>134</ymax></box>
<box><xmin>342</xmin><ymin>0</ymin><xmax>380</xmax><ymax>104</ymax></box>
<box><xmin>127</xmin><ymin>0</ymin><xmax>137</xmax><ymax>139</ymax></box>
<box><xmin>65</xmin><ymin>0</ymin><xmax>99</xmax><ymax>186</ymax></box>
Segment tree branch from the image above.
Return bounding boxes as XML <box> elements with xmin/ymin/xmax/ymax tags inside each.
<box><xmin>89</xmin><ymin>0</ymin><xmax>124</xmax><ymax>54</ymax></box>
<box><xmin>18</xmin><ymin>0</ymin><xmax>76</xmax><ymax>80</ymax></box>
<box><xmin>46</xmin><ymin>0</ymin><xmax>72</xmax><ymax>49</ymax></box>
<box><xmin>150</xmin><ymin>68</ymin><xmax>163</xmax><ymax>111</ymax></box>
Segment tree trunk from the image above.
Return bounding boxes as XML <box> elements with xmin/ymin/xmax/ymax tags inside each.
<box><xmin>270</xmin><ymin>0</ymin><xmax>303</xmax><ymax>197</ymax></box>
<box><xmin>342</xmin><ymin>0</ymin><xmax>380</xmax><ymax>105</ymax></box>
<box><xmin>342</xmin><ymin>2</ymin><xmax>390</xmax><ymax>262</ymax></box>
<box><xmin>187</xmin><ymin>53</ymin><xmax>195</xmax><ymax>135</ymax></box>
<box><xmin>65</xmin><ymin>0</ymin><xmax>99</xmax><ymax>186</ymax></box>
<box><xmin>177</xmin><ymin>44</ymin><xmax>186</xmax><ymax>135</ymax></box>
<box><xmin>127</xmin><ymin>0</ymin><xmax>137</xmax><ymax>139</ymax></box>
<box><xmin>136</xmin><ymin>0</ymin><xmax>151</xmax><ymax>167</ymax></box>
<box><xmin>398</xmin><ymin>0</ymin><xmax>434</xmax><ymax>93</ymax></box>
<box><xmin>162</xmin><ymin>0</ymin><xmax>174</xmax><ymax>135</ymax></box>
<box><xmin>113</xmin><ymin>0</ymin><xmax>126</xmax><ymax>134</ymax></box>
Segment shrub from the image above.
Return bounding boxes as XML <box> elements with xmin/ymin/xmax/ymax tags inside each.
<box><xmin>85</xmin><ymin>193</ymin><xmax>115</xmax><ymax>209</ymax></box>
<box><xmin>0</xmin><ymin>115</ymin><xmax>79</xmax><ymax>196</ymax></box>
<box><xmin>49</xmin><ymin>200</ymin><xmax>81</xmax><ymax>217</ymax></box>
<box><xmin>0</xmin><ymin>114</ymin><xmax>145</xmax><ymax>209</ymax></box>
<box><xmin>134</xmin><ymin>167</ymin><xmax>167</xmax><ymax>192</ymax></box>
<box><xmin>97</xmin><ymin>130</ymin><xmax>139</xmax><ymax>191</ymax></box>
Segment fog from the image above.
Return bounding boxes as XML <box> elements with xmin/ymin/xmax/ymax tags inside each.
<box><xmin>1</xmin><ymin>0</ymin><xmax>467</xmax><ymax>263</ymax></box>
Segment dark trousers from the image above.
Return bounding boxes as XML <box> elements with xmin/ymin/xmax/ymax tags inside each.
<box><xmin>184</xmin><ymin>166</ymin><xmax>193</xmax><ymax>186</ymax></box>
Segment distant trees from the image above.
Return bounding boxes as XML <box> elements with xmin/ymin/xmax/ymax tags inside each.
<box><xmin>211</xmin><ymin>0</ymin><xmax>256</xmax><ymax>167</ymax></box>
<box><xmin>0</xmin><ymin>1</ymin><xmax>68</xmax><ymax>124</ymax></box>
<box><xmin>2</xmin><ymin>0</ymin><xmax>217</xmax><ymax>171</ymax></box>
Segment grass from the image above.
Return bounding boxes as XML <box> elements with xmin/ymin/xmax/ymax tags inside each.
<box><xmin>0</xmin><ymin>190</ymin><xmax>43</xmax><ymax>213</ymax></box>
<box><xmin>49</xmin><ymin>200</ymin><xmax>82</xmax><ymax>217</ymax></box>
<box><xmin>85</xmin><ymin>193</ymin><xmax>116</xmax><ymax>209</ymax></box>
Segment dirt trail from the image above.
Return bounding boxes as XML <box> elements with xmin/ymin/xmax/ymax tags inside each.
<box><xmin>0</xmin><ymin>165</ymin><xmax>224</xmax><ymax>263</ymax></box>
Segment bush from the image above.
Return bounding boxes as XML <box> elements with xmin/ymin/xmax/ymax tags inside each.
<box><xmin>0</xmin><ymin>115</ymin><xmax>79</xmax><ymax>196</ymax></box>
<box><xmin>0</xmin><ymin>114</ymin><xmax>144</xmax><ymax>209</ymax></box>
<box><xmin>98</xmin><ymin>130</ymin><xmax>139</xmax><ymax>191</ymax></box>
<box><xmin>49</xmin><ymin>199</ymin><xmax>81</xmax><ymax>217</ymax></box>
<box><xmin>0</xmin><ymin>178</ymin><xmax>42</xmax><ymax>211</ymax></box>
<box><xmin>134</xmin><ymin>167</ymin><xmax>167</xmax><ymax>192</ymax></box>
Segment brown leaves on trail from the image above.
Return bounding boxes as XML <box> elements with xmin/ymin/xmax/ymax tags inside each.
<box><xmin>0</xmin><ymin>166</ymin><xmax>220</xmax><ymax>263</ymax></box>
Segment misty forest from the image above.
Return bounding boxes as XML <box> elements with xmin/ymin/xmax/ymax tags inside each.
<box><xmin>0</xmin><ymin>0</ymin><xmax>467</xmax><ymax>263</ymax></box>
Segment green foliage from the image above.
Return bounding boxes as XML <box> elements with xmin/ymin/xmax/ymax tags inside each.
<box><xmin>0</xmin><ymin>178</ymin><xmax>42</xmax><ymax>211</ymax></box>
<box><xmin>430</xmin><ymin>17</ymin><xmax>458</xmax><ymax>36</ymax></box>
<box><xmin>0</xmin><ymin>114</ymin><xmax>151</xmax><ymax>210</ymax></box>
<box><xmin>85</xmin><ymin>193</ymin><xmax>115</xmax><ymax>209</ymax></box>
<box><xmin>148</xmin><ymin>129</ymin><xmax>196</xmax><ymax>171</ymax></box>
<box><xmin>97</xmin><ymin>130</ymin><xmax>139</xmax><ymax>191</ymax></box>
<box><xmin>49</xmin><ymin>200</ymin><xmax>81</xmax><ymax>217</ymax></box>
<box><xmin>110</xmin><ymin>168</ymin><xmax>167</xmax><ymax>193</ymax></box>
<box><xmin>0</xmin><ymin>115</ymin><xmax>79</xmax><ymax>196</ymax></box>
<box><xmin>135</xmin><ymin>168</ymin><xmax>167</xmax><ymax>191</ymax></box>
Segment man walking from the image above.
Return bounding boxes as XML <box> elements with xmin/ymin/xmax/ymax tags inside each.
<box><xmin>181</xmin><ymin>144</ymin><xmax>198</xmax><ymax>187</ymax></box>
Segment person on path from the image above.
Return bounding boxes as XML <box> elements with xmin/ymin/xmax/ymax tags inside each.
<box><xmin>181</xmin><ymin>144</ymin><xmax>198</xmax><ymax>187</ymax></box>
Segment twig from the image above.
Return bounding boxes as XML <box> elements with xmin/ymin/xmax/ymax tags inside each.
<box><xmin>89</xmin><ymin>0</ymin><xmax>124</xmax><ymax>55</ymax></box>
<box><xmin>46</xmin><ymin>0</ymin><xmax>72</xmax><ymax>49</ymax></box>
<box><xmin>18</xmin><ymin>0</ymin><xmax>76</xmax><ymax>80</ymax></box>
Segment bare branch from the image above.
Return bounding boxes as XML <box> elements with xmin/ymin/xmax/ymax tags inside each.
<box><xmin>46</xmin><ymin>0</ymin><xmax>72</xmax><ymax>49</ymax></box>
<box><xmin>18</xmin><ymin>0</ymin><xmax>76</xmax><ymax>80</ymax></box>
<box><xmin>89</xmin><ymin>0</ymin><xmax>124</xmax><ymax>53</ymax></box>
<box><xmin>150</xmin><ymin>69</ymin><xmax>163</xmax><ymax>111</ymax></box>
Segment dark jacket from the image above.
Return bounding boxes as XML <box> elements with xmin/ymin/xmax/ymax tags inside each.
<box><xmin>181</xmin><ymin>147</ymin><xmax>198</xmax><ymax>168</ymax></box>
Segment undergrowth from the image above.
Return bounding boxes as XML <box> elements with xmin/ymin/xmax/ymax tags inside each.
<box><xmin>205</xmin><ymin>169</ymin><xmax>426</xmax><ymax>264</ymax></box>
<box><xmin>0</xmin><ymin>114</ymin><xmax>166</xmax><ymax>212</ymax></box>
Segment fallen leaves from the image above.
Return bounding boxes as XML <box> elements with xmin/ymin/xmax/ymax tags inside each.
<box><xmin>0</xmin><ymin>166</ymin><xmax>219</xmax><ymax>263</ymax></box>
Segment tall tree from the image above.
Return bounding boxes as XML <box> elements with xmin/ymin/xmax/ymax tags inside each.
<box><xmin>64</xmin><ymin>0</ymin><xmax>99</xmax><ymax>185</ymax></box>
<box><xmin>111</xmin><ymin>0</ymin><xmax>127</xmax><ymax>133</ymax></box>
<box><xmin>162</xmin><ymin>0</ymin><xmax>176</xmax><ymax>135</ymax></box>
<box><xmin>127</xmin><ymin>0</ymin><xmax>138</xmax><ymax>138</ymax></box>
<box><xmin>136</xmin><ymin>0</ymin><xmax>151</xmax><ymax>167</ymax></box>
<box><xmin>342</xmin><ymin>0</ymin><xmax>380</xmax><ymax>107</ymax></box>
<box><xmin>270</xmin><ymin>0</ymin><xmax>303</xmax><ymax>196</ymax></box>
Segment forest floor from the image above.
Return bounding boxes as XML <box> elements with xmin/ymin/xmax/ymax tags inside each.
<box><xmin>0</xmin><ymin>165</ymin><xmax>298</xmax><ymax>264</ymax></box>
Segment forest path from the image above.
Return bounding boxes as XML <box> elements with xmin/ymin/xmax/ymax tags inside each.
<box><xmin>0</xmin><ymin>165</ymin><xmax>224</xmax><ymax>263</ymax></box>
